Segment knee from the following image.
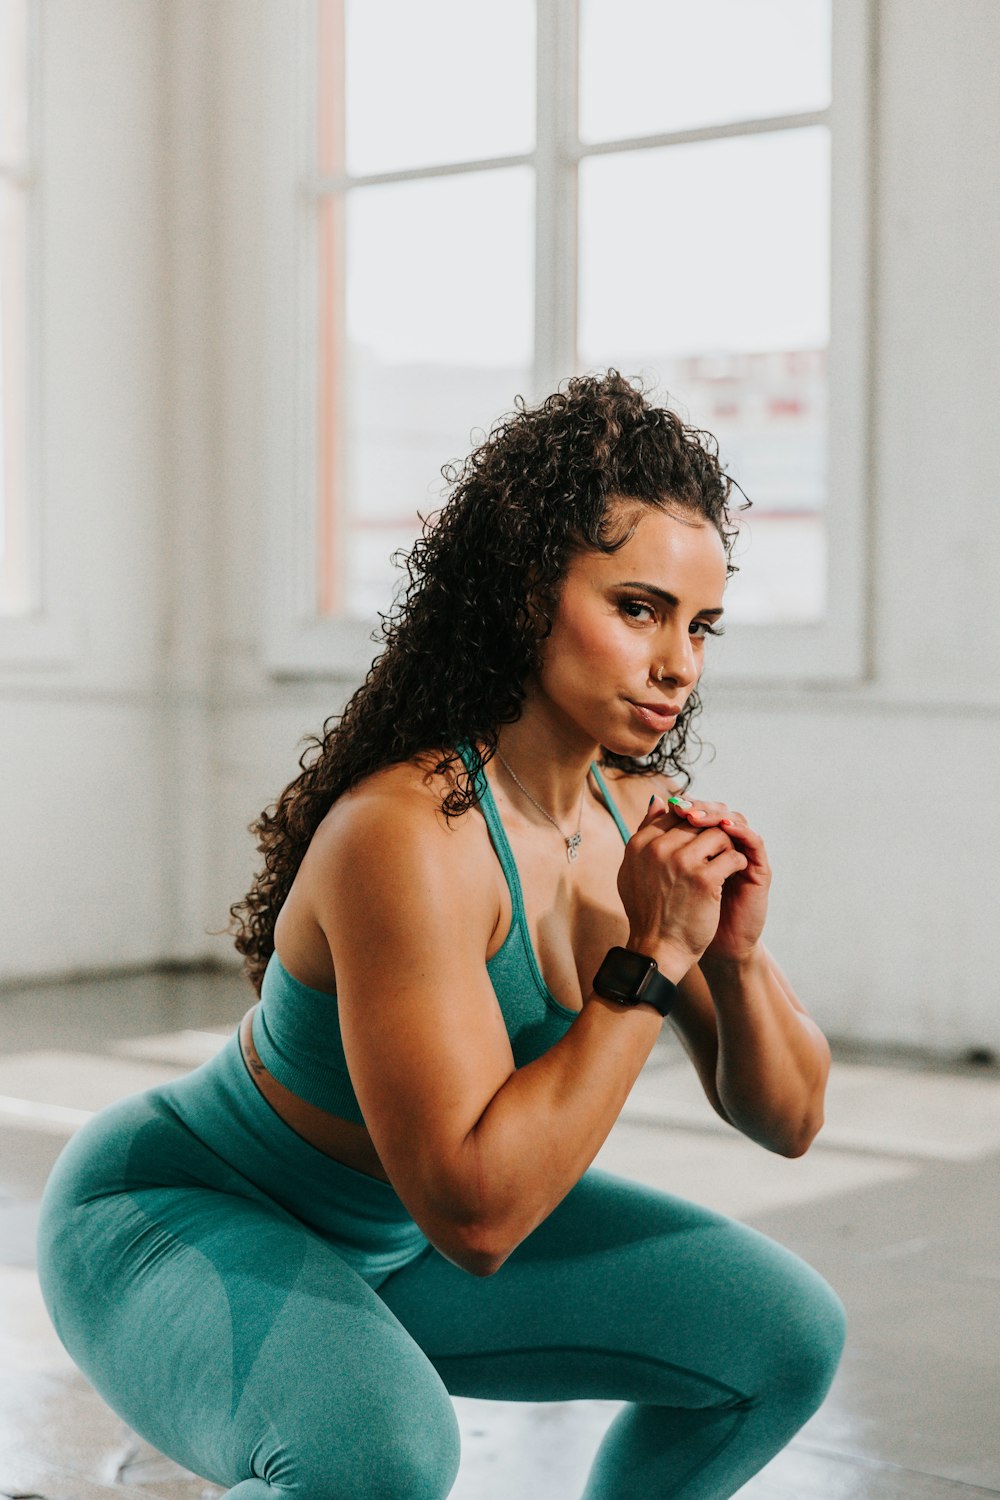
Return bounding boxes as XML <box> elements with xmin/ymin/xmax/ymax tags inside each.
<box><xmin>765</xmin><ymin>1268</ymin><xmax>847</xmax><ymax>1417</ymax></box>
<box><xmin>368</xmin><ymin>1411</ymin><xmax>462</xmax><ymax>1500</ymax></box>
<box><xmin>274</xmin><ymin>1391</ymin><xmax>461</xmax><ymax>1500</ymax></box>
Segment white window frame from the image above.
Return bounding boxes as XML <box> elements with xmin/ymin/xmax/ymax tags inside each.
<box><xmin>0</xmin><ymin>0</ymin><xmax>77</xmax><ymax>667</ymax></box>
<box><xmin>263</xmin><ymin>0</ymin><xmax>875</xmax><ymax>685</ymax></box>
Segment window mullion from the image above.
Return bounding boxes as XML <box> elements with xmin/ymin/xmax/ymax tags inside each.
<box><xmin>533</xmin><ymin>0</ymin><xmax>579</xmax><ymax>395</ymax></box>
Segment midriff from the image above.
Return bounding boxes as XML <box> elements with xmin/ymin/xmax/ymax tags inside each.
<box><xmin>238</xmin><ymin>1004</ymin><xmax>391</xmax><ymax>1183</ymax></box>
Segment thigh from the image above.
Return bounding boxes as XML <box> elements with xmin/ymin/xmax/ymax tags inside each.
<box><xmin>379</xmin><ymin>1168</ymin><xmax>844</xmax><ymax>1412</ymax></box>
<box><xmin>39</xmin><ymin>1179</ymin><xmax>460</xmax><ymax>1499</ymax></box>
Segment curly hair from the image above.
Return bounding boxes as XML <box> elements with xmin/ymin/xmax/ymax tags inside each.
<box><xmin>230</xmin><ymin>370</ymin><xmax>748</xmax><ymax>991</ymax></box>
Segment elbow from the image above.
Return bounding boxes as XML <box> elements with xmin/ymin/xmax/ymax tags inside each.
<box><xmin>448</xmin><ymin>1218</ymin><xmax>514</xmax><ymax>1278</ymax></box>
<box><xmin>422</xmin><ymin>1133</ymin><xmax>534</xmax><ymax>1276</ymax></box>
<box><xmin>773</xmin><ymin>1105</ymin><xmax>825</xmax><ymax>1159</ymax></box>
<box><xmin>775</xmin><ymin>1051</ymin><xmax>831</xmax><ymax>1157</ymax></box>
<box><xmin>457</xmin><ymin>1250</ymin><xmax>506</xmax><ymax>1279</ymax></box>
<box><xmin>722</xmin><ymin>1095</ymin><xmax>826</xmax><ymax>1158</ymax></box>
<box><xmin>433</xmin><ymin>1131</ymin><xmax>524</xmax><ymax>1276</ymax></box>
<box><xmin>776</xmin><ymin>1133</ymin><xmax>811</xmax><ymax>1160</ymax></box>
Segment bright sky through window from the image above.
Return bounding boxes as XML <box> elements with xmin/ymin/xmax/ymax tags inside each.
<box><xmin>579</xmin><ymin>129</ymin><xmax>831</xmax><ymax>362</ymax></box>
<box><xmin>579</xmin><ymin>0</ymin><xmax>830</xmax><ymax>140</ymax></box>
<box><xmin>344</xmin><ymin>0</ymin><xmax>535</xmax><ymax>177</ymax></box>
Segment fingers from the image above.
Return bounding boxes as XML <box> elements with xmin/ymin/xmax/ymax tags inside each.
<box><xmin>629</xmin><ymin>795</ymin><xmax>666</xmax><ymax>849</ymax></box>
<box><xmin>640</xmin><ymin>794</ymin><xmax>665</xmax><ymax>826</ymax></box>
<box><xmin>633</xmin><ymin>795</ymin><xmax>759</xmax><ymax>869</ymax></box>
<box><xmin>722</xmin><ymin>820</ymin><xmax>763</xmax><ymax>850</ymax></box>
<box><xmin>629</xmin><ymin>795</ymin><xmax>693</xmax><ymax>854</ymax></box>
<box><xmin>680</xmin><ymin>800</ymin><xmax>737</xmax><ymax>826</ymax></box>
<box><xmin>676</xmin><ymin>800</ymin><xmax>758</xmax><ymax>843</ymax></box>
<box><xmin>708</xmin><ymin>845</ymin><xmax>751</xmax><ymax>883</ymax></box>
<box><xmin>676</xmin><ymin>822</ymin><xmax>735</xmax><ymax>856</ymax></box>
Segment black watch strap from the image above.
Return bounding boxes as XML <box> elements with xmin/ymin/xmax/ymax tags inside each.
<box><xmin>592</xmin><ymin>945</ymin><xmax>679</xmax><ymax>1017</ymax></box>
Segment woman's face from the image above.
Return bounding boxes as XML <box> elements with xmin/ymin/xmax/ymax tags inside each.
<box><xmin>533</xmin><ymin>500</ymin><xmax>729</xmax><ymax>756</ymax></box>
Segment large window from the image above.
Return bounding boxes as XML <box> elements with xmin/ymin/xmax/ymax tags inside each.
<box><xmin>277</xmin><ymin>0</ymin><xmax>871</xmax><ymax>679</ymax></box>
<box><xmin>313</xmin><ymin>0</ymin><xmax>536</xmax><ymax>619</ymax></box>
<box><xmin>0</xmin><ymin>0</ymin><xmax>30</xmax><ymax>617</ymax></box>
<box><xmin>578</xmin><ymin>0</ymin><xmax>831</xmax><ymax>626</ymax></box>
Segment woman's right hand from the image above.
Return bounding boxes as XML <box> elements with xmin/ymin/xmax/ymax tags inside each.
<box><xmin>617</xmin><ymin>794</ymin><xmax>749</xmax><ymax>980</ymax></box>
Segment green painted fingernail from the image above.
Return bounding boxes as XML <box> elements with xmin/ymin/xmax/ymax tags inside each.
<box><xmin>668</xmin><ymin>795</ymin><xmax>693</xmax><ymax>811</ymax></box>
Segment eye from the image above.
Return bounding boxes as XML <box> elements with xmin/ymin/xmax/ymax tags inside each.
<box><xmin>690</xmin><ymin>620</ymin><xmax>726</xmax><ymax>639</ymax></box>
<box><xmin>619</xmin><ymin>597</ymin><xmax>656</xmax><ymax>624</ymax></box>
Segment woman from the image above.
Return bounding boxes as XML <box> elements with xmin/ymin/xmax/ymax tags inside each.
<box><xmin>38</xmin><ymin>372</ymin><xmax>845</xmax><ymax>1499</ymax></box>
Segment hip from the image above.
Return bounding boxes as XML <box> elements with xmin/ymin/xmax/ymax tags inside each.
<box><xmin>37</xmin><ymin>1027</ymin><xmax>428</xmax><ymax>1283</ymax></box>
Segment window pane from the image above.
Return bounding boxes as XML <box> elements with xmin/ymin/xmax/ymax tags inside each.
<box><xmin>580</xmin><ymin>130</ymin><xmax>830</xmax><ymax>357</ymax></box>
<box><xmin>321</xmin><ymin>167</ymin><xmax>534</xmax><ymax>618</ymax></box>
<box><xmin>579</xmin><ymin>129</ymin><xmax>829</xmax><ymax>622</ymax></box>
<box><xmin>725</xmin><ymin>512</ymin><xmax>826</xmax><ymax>623</ymax></box>
<box><xmin>342</xmin><ymin>0</ymin><xmax>535</xmax><ymax>175</ymax></box>
<box><xmin>580</xmin><ymin>0</ymin><xmax>830</xmax><ymax>142</ymax></box>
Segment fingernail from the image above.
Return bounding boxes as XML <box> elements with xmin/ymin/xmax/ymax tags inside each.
<box><xmin>720</xmin><ymin>818</ymin><xmax>734</xmax><ymax>827</ymax></box>
<box><xmin>667</xmin><ymin>795</ymin><xmax>692</xmax><ymax>811</ymax></box>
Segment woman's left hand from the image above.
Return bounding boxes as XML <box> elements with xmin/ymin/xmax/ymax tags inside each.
<box><xmin>665</xmin><ymin>797</ymin><xmax>772</xmax><ymax>963</ymax></box>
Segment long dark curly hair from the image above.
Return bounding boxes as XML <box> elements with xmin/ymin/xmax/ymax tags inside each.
<box><xmin>230</xmin><ymin>370</ymin><xmax>748</xmax><ymax>990</ymax></box>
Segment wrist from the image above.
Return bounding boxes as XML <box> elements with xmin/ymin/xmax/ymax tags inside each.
<box><xmin>625</xmin><ymin>934</ymin><xmax>693</xmax><ymax>987</ymax></box>
<box><xmin>699</xmin><ymin>942</ymin><xmax>767</xmax><ymax>983</ymax></box>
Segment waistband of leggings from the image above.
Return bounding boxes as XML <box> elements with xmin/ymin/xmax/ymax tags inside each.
<box><xmin>179</xmin><ymin>1027</ymin><xmax>420</xmax><ymax>1228</ymax></box>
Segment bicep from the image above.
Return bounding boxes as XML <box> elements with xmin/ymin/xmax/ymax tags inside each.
<box><xmin>317</xmin><ymin>800</ymin><xmax>516</xmax><ymax>1235</ymax></box>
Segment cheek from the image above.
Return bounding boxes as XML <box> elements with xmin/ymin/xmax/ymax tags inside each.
<box><xmin>544</xmin><ymin>609</ymin><xmax>641</xmax><ymax>691</ymax></box>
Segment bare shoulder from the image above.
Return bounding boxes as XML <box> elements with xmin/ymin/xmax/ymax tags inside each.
<box><xmin>300</xmin><ymin>750</ymin><xmax>499</xmax><ymax>937</ymax></box>
<box><xmin>599</xmin><ymin>762</ymin><xmax>684</xmax><ymax>835</ymax></box>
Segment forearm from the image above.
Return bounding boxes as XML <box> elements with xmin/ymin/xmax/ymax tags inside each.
<box><xmin>459</xmin><ymin>992</ymin><xmax>663</xmax><ymax>1269</ymax></box>
<box><xmin>699</xmin><ymin>945</ymin><xmax>830</xmax><ymax>1156</ymax></box>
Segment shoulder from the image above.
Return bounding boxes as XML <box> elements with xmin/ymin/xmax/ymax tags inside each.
<box><xmin>299</xmin><ymin>750</ymin><xmax>499</xmax><ymax>930</ymax></box>
<box><xmin>598</xmin><ymin>762</ymin><xmax>683</xmax><ymax>835</ymax></box>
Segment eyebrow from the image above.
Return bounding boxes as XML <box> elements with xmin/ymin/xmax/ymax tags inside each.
<box><xmin>614</xmin><ymin>580</ymin><xmax>725</xmax><ymax>619</ymax></box>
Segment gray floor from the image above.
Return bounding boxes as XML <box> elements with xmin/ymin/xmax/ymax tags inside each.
<box><xmin>1</xmin><ymin>968</ymin><xmax>998</xmax><ymax>1499</ymax></box>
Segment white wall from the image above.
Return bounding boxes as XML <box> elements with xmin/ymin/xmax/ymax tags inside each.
<box><xmin>1</xmin><ymin>1</ymin><xmax>174</xmax><ymax>977</ymax></box>
<box><xmin>3</xmin><ymin>0</ymin><xmax>999</xmax><ymax>1053</ymax></box>
<box><xmin>693</xmin><ymin>0</ymin><xmax>1000</xmax><ymax>1049</ymax></box>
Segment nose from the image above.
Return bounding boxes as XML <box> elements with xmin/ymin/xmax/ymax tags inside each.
<box><xmin>653</xmin><ymin>626</ymin><xmax>699</xmax><ymax>690</ymax></box>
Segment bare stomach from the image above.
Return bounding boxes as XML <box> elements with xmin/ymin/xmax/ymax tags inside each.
<box><xmin>237</xmin><ymin>1005</ymin><xmax>391</xmax><ymax>1183</ymax></box>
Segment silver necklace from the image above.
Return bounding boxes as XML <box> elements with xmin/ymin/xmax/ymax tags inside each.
<box><xmin>496</xmin><ymin>753</ymin><xmax>586</xmax><ymax>862</ymax></box>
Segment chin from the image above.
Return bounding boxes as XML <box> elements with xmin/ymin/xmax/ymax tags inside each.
<box><xmin>600</xmin><ymin>726</ymin><xmax>665</xmax><ymax>759</ymax></box>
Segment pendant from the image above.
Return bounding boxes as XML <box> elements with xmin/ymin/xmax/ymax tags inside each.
<box><xmin>566</xmin><ymin>832</ymin><xmax>582</xmax><ymax>862</ymax></box>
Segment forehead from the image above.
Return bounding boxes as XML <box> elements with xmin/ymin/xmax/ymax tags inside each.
<box><xmin>573</xmin><ymin>504</ymin><xmax>728</xmax><ymax>603</ymax></box>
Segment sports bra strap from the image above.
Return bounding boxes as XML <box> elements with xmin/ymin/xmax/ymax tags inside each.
<box><xmin>456</xmin><ymin>743</ymin><xmax>527</xmax><ymax>922</ymax></box>
<box><xmin>587</xmin><ymin>761</ymin><xmax>632</xmax><ymax>845</ymax></box>
<box><xmin>455</xmin><ymin>742</ymin><xmax>631</xmax><ymax>858</ymax></box>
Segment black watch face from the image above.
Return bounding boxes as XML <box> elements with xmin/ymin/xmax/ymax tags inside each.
<box><xmin>597</xmin><ymin>947</ymin><xmax>655</xmax><ymax>1001</ymax></box>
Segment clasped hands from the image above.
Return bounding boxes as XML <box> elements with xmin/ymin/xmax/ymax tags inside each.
<box><xmin>654</xmin><ymin>791</ymin><xmax>772</xmax><ymax>965</ymax></box>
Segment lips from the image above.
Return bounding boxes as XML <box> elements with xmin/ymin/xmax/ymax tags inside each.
<box><xmin>630</xmin><ymin>700</ymin><xmax>682</xmax><ymax>731</ymax></box>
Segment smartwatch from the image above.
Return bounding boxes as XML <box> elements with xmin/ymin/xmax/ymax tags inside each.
<box><xmin>592</xmin><ymin>946</ymin><xmax>679</xmax><ymax>1017</ymax></box>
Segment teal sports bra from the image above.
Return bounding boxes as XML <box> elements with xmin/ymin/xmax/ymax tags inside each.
<box><xmin>250</xmin><ymin>742</ymin><xmax>633</xmax><ymax>1126</ymax></box>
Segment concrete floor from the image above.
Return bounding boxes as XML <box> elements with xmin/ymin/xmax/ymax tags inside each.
<box><xmin>1</xmin><ymin>968</ymin><xmax>998</xmax><ymax>1499</ymax></box>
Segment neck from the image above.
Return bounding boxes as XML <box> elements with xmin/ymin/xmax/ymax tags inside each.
<box><xmin>493</xmin><ymin>704</ymin><xmax>599</xmax><ymax>825</ymax></box>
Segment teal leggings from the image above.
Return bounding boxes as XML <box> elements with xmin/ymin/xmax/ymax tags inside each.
<box><xmin>37</xmin><ymin>1031</ymin><xmax>845</xmax><ymax>1499</ymax></box>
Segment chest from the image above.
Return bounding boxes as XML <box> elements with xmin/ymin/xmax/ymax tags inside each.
<box><xmin>487</xmin><ymin>796</ymin><xmax>633</xmax><ymax>1013</ymax></box>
